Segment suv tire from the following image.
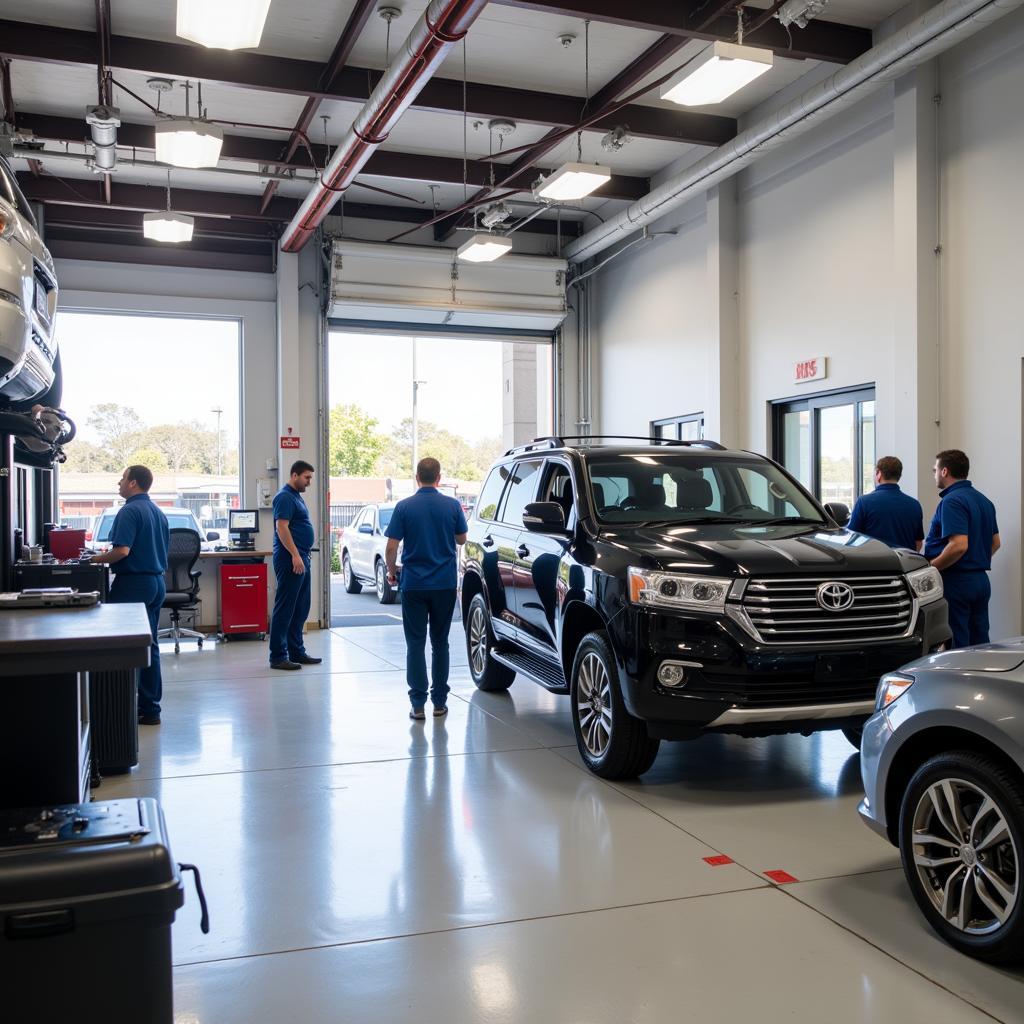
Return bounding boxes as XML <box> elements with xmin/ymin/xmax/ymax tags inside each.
<box><xmin>898</xmin><ymin>751</ymin><xmax>1024</xmax><ymax>964</ymax></box>
<box><xmin>342</xmin><ymin>553</ymin><xmax>362</xmax><ymax>594</ymax></box>
<box><xmin>466</xmin><ymin>593</ymin><xmax>514</xmax><ymax>691</ymax></box>
<box><xmin>571</xmin><ymin>631</ymin><xmax>660</xmax><ymax>780</ymax></box>
<box><xmin>375</xmin><ymin>560</ymin><xmax>398</xmax><ymax>605</ymax></box>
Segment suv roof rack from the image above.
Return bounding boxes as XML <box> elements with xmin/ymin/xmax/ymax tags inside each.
<box><xmin>503</xmin><ymin>435</ymin><xmax>726</xmax><ymax>456</ymax></box>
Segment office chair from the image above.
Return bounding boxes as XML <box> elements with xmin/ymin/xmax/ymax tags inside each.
<box><xmin>158</xmin><ymin>528</ymin><xmax>204</xmax><ymax>653</ymax></box>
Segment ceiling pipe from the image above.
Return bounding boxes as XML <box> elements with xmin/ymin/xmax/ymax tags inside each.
<box><xmin>565</xmin><ymin>0</ymin><xmax>1024</xmax><ymax>264</ymax></box>
<box><xmin>280</xmin><ymin>0</ymin><xmax>489</xmax><ymax>252</ymax></box>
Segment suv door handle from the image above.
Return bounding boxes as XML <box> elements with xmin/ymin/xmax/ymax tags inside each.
<box><xmin>482</xmin><ymin>536</ymin><xmax>495</xmax><ymax>548</ymax></box>
<box><xmin>517</xmin><ymin>544</ymin><xmax>530</xmax><ymax>558</ymax></box>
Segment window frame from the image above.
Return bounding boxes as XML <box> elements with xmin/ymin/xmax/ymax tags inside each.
<box><xmin>650</xmin><ymin>412</ymin><xmax>705</xmax><ymax>442</ymax></box>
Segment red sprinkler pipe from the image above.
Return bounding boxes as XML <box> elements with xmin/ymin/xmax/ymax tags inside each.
<box><xmin>280</xmin><ymin>0</ymin><xmax>488</xmax><ymax>252</ymax></box>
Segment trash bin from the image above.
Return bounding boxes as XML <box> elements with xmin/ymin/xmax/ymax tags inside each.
<box><xmin>90</xmin><ymin>669</ymin><xmax>139</xmax><ymax>776</ymax></box>
<box><xmin>0</xmin><ymin>798</ymin><xmax>187</xmax><ymax>1024</ymax></box>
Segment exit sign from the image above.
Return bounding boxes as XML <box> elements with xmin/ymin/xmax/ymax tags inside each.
<box><xmin>794</xmin><ymin>357</ymin><xmax>827</xmax><ymax>385</ymax></box>
<box><xmin>280</xmin><ymin>436</ymin><xmax>301</xmax><ymax>449</ymax></box>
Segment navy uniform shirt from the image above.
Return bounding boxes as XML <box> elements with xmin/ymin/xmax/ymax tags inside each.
<box><xmin>109</xmin><ymin>494</ymin><xmax>170</xmax><ymax>575</ymax></box>
<box><xmin>924</xmin><ymin>480</ymin><xmax>999</xmax><ymax>571</ymax></box>
<box><xmin>848</xmin><ymin>483</ymin><xmax>924</xmax><ymax>550</ymax></box>
<box><xmin>273</xmin><ymin>484</ymin><xmax>315</xmax><ymax>556</ymax></box>
<box><xmin>385</xmin><ymin>487</ymin><xmax>468</xmax><ymax>591</ymax></box>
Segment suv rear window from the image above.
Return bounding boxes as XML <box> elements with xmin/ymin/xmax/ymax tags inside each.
<box><xmin>475</xmin><ymin>465</ymin><xmax>512</xmax><ymax>522</ymax></box>
<box><xmin>586</xmin><ymin>454</ymin><xmax>823</xmax><ymax>526</ymax></box>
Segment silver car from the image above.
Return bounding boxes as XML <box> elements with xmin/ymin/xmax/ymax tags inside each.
<box><xmin>0</xmin><ymin>155</ymin><xmax>58</xmax><ymax>408</ymax></box>
<box><xmin>859</xmin><ymin>640</ymin><xmax>1024</xmax><ymax>963</ymax></box>
<box><xmin>339</xmin><ymin>502</ymin><xmax>399</xmax><ymax>605</ymax></box>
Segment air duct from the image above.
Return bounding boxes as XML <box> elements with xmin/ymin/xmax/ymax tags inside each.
<box><xmin>280</xmin><ymin>0</ymin><xmax>488</xmax><ymax>252</ymax></box>
<box><xmin>565</xmin><ymin>0</ymin><xmax>1023</xmax><ymax>264</ymax></box>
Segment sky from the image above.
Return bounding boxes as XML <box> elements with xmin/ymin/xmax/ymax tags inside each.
<box><xmin>56</xmin><ymin>311</ymin><xmax>241</xmax><ymax>447</ymax></box>
<box><xmin>329</xmin><ymin>332</ymin><xmax>506</xmax><ymax>443</ymax></box>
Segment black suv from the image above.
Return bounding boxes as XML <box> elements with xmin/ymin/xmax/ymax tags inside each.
<box><xmin>459</xmin><ymin>436</ymin><xmax>951</xmax><ymax>780</ymax></box>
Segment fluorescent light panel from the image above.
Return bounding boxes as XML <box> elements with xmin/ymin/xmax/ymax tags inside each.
<box><xmin>457</xmin><ymin>234</ymin><xmax>513</xmax><ymax>263</ymax></box>
<box><xmin>155</xmin><ymin>118</ymin><xmax>224</xmax><ymax>169</ymax></box>
<box><xmin>535</xmin><ymin>162</ymin><xmax>612</xmax><ymax>202</ymax></box>
<box><xmin>176</xmin><ymin>0</ymin><xmax>272</xmax><ymax>50</ymax></box>
<box><xmin>143</xmin><ymin>212</ymin><xmax>195</xmax><ymax>243</ymax></box>
<box><xmin>661</xmin><ymin>41</ymin><xmax>773</xmax><ymax>107</ymax></box>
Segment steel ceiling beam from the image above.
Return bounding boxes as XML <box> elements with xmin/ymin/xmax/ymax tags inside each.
<box><xmin>490</xmin><ymin>1</ymin><xmax>873</xmax><ymax>63</ymax></box>
<box><xmin>0</xmin><ymin>19</ymin><xmax>735</xmax><ymax>147</ymax></box>
<box><xmin>14</xmin><ymin>112</ymin><xmax>648</xmax><ymax>200</ymax></box>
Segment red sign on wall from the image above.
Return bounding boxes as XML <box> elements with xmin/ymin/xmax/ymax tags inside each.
<box><xmin>280</xmin><ymin>436</ymin><xmax>301</xmax><ymax>449</ymax></box>
<box><xmin>794</xmin><ymin>356</ymin><xmax>827</xmax><ymax>385</ymax></box>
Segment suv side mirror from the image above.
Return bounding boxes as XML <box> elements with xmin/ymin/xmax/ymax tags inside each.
<box><xmin>523</xmin><ymin>501</ymin><xmax>567</xmax><ymax>533</ymax></box>
<box><xmin>206</xmin><ymin>531</ymin><xmax>221</xmax><ymax>541</ymax></box>
<box><xmin>358</xmin><ymin>523</ymin><xmax>374</xmax><ymax>535</ymax></box>
<box><xmin>824</xmin><ymin>502</ymin><xmax>850</xmax><ymax>527</ymax></box>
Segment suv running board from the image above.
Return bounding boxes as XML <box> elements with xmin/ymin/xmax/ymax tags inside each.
<box><xmin>492</xmin><ymin>646</ymin><xmax>569</xmax><ymax>694</ymax></box>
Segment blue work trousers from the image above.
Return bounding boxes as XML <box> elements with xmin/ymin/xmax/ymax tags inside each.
<box><xmin>270</xmin><ymin>550</ymin><xmax>312</xmax><ymax>664</ymax></box>
<box><xmin>109</xmin><ymin>572</ymin><xmax>166</xmax><ymax>717</ymax></box>
<box><xmin>401</xmin><ymin>588</ymin><xmax>458</xmax><ymax>709</ymax></box>
<box><xmin>943</xmin><ymin>570</ymin><xmax>992</xmax><ymax>649</ymax></box>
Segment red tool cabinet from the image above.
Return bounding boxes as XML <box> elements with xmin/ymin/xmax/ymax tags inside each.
<box><xmin>220</xmin><ymin>563</ymin><xmax>268</xmax><ymax>638</ymax></box>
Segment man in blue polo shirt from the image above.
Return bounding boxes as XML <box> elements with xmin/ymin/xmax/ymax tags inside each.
<box><xmin>848</xmin><ymin>455</ymin><xmax>924</xmax><ymax>550</ymax></box>
<box><xmin>269</xmin><ymin>460</ymin><xmax>323</xmax><ymax>670</ymax></box>
<box><xmin>924</xmin><ymin>449</ymin><xmax>1000</xmax><ymax>648</ymax></box>
<box><xmin>384</xmin><ymin>458</ymin><xmax>468</xmax><ymax>720</ymax></box>
<box><xmin>89</xmin><ymin>464</ymin><xmax>169</xmax><ymax>725</ymax></box>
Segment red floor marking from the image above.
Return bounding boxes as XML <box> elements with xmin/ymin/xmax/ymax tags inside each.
<box><xmin>764</xmin><ymin>870</ymin><xmax>799</xmax><ymax>884</ymax></box>
<box><xmin>703</xmin><ymin>855</ymin><xmax>734</xmax><ymax>866</ymax></box>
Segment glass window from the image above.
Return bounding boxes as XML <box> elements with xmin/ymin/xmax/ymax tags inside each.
<box><xmin>476</xmin><ymin>465</ymin><xmax>511</xmax><ymax>522</ymax></box>
<box><xmin>819</xmin><ymin>404</ymin><xmax>856</xmax><ymax>509</ymax></box>
<box><xmin>782</xmin><ymin>409</ymin><xmax>812</xmax><ymax>491</ymax></box>
<box><xmin>499</xmin><ymin>461</ymin><xmax>542</xmax><ymax>527</ymax></box>
<box><xmin>662</xmin><ymin>466</ymin><xmax>723</xmax><ymax>512</ymax></box>
<box><xmin>860</xmin><ymin>400</ymin><xmax>876</xmax><ymax>497</ymax></box>
<box><xmin>651</xmin><ymin>412</ymin><xmax>704</xmax><ymax>442</ymax></box>
<box><xmin>167</xmin><ymin>513</ymin><xmax>199</xmax><ymax>532</ymax></box>
<box><xmin>95</xmin><ymin>514</ymin><xmax>116</xmax><ymax>542</ymax></box>
<box><xmin>378</xmin><ymin>508</ymin><xmax>394</xmax><ymax>530</ymax></box>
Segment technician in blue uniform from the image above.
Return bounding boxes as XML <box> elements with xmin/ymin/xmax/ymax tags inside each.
<box><xmin>269</xmin><ymin>460</ymin><xmax>323</xmax><ymax>670</ymax></box>
<box><xmin>384</xmin><ymin>458</ymin><xmax>468</xmax><ymax>719</ymax></box>
<box><xmin>924</xmin><ymin>449</ymin><xmax>1000</xmax><ymax>648</ymax></box>
<box><xmin>848</xmin><ymin>455</ymin><xmax>924</xmax><ymax>550</ymax></box>
<box><xmin>89</xmin><ymin>464</ymin><xmax>169</xmax><ymax>725</ymax></box>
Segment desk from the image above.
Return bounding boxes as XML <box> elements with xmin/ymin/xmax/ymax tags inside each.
<box><xmin>0</xmin><ymin>604</ymin><xmax>152</xmax><ymax>809</ymax></box>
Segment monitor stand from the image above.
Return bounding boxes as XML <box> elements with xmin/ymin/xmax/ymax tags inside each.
<box><xmin>230</xmin><ymin>535</ymin><xmax>256</xmax><ymax>551</ymax></box>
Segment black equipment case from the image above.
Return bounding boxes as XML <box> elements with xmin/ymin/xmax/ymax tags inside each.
<box><xmin>0</xmin><ymin>798</ymin><xmax>185</xmax><ymax>1023</ymax></box>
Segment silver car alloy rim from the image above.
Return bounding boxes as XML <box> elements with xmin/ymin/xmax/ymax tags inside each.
<box><xmin>344</xmin><ymin>558</ymin><xmax>352</xmax><ymax>587</ymax></box>
<box><xmin>912</xmin><ymin>776</ymin><xmax>1019</xmax><ymax>935</ymax></box>
<box><xmin>576</xmin><ymin>652</ymin><xmax>612</xmax><ymax>759</ymax></box>
<box><xmin>469</xmin><ymin>605</ymin><xmax>488</xmax><ymax>677</ymax></box>
<box><xmin>376</xmin><ymin>563</ymin><xmax>385</xmax><ymax>598</ymax></box>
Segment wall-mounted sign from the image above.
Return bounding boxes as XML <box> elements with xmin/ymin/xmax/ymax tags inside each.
<box><xmin>280</xmin><ymin>436</ymin><xmax>301</xmax><ymax>449</ymax></box>
<box><xmin>794</xmin><ymin>356</ymin><xmax>827</xmax><ymax>385</ymax></box>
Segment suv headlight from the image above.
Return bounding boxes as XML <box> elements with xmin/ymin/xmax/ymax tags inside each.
<box><xmin>628</xmin><ymin>568</ymin><xmax>730</xmax><ymax>612</ymax></box>
<box><xmin>906</xmin><ymin>565</ymin><xmax>943</xmax><ymax>605</ymax></box>
<box><xmin>876</xmin><ymin>671</ymin><xmax>915</xmax><ymax>711</ymax></box>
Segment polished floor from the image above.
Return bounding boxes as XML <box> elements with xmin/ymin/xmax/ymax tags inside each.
<box><xmin>102</xmin><ymin>624</ymin><xmax>1024</xmax><ymax>1023</ymax></box>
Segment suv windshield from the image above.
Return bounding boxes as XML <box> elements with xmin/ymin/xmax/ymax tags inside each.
<box><xmin>586</xmin><ymin>453</ymin><xmax>825</xmax><ymax>526</ymax></box>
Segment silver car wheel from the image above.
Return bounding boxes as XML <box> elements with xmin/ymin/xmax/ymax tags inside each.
<box><xmin>375</xmin><ymin>562</ymin><xmax>386</xmax><ymax>599</ymax></box>
<box><xmin>469</xmin><ymin>605</ymin><xmax>488</xmax><ymax>677</ymax></box>
<box><xmin>912</xmin><ymin>776</ymin><xmax>1020</xmax><ymax>935</ymax></box>
<box><xmin>576</xmin><ymin>652</ymin><xmax>613</xmax><ymax>758</ymax></box>
<box><xmin>343</xmin><ymin>557</ymin><xmax>352</xmax><ymax>587</ymax></box>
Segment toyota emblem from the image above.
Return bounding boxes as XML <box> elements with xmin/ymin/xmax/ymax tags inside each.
<box><xmin>816</xmin><ymin>581</ymin><xmax>855</xmax><ymax>612</ymax></box>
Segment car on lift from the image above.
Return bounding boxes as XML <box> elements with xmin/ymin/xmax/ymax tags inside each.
<box><xmin>459</xmin><ymin>436</ymin><xmax>952</xmax><ymax>780</ymax></box>
<box><xmin>338</xmin><ymin>502</ymin><xmax>400</xmax><ymax>605</ymax></box>
<box><xmin>0</xmin><ymin>153</ymin><xmax>60</xmax><ymax>411</ymax></box>
<box><xmin>859</xmin><ymin>641</ymin><xmax>1024</xmax><ymax>963</ymax></box>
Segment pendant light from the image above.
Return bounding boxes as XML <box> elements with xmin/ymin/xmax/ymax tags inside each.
<box><xmin>144</xmin><ymin>170</ymin><xmax>194</xmax><ymax>243</ymax></box>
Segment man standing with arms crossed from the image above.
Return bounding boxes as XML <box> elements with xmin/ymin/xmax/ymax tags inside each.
<box><xmin>924</xmin><ymin>449</ymin><xmax>1000</xmax><ymax>649</ymax></box>
<box><xmin>89</xmin><ymin>464</ymin><xmax>168</xmax><ymax>725</ymax></box>
<box><xmin>384</xmin><ymin>458</ymin><xmax>468</xmax><ymax>719</ymax></box>
<box><xmin>269</xmin><ymin>460</ymin><xmax>323</xmax><ymax>670</ymax></box>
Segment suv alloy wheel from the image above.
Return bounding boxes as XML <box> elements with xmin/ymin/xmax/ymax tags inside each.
<box><xmin>465</xmin><ymin>593</ymin><xmax>515</xmax><ymax>691</ymax></box>
<box><xmin>343</xmin><ymin>553</ymin><xmax>362</xmax><ymax>594</ymax></box>
<box><xmin>899</xmin><ymin>751</ymin><xmax>1024</xmax><ymax>963</ymax></box>
<box><xmin>375</xmin><ymin>560</ymin><xmax>398</xmax><ymax>605</ymax></box>
<box><xmin>570</xmin><ymin>631</ymin><xmax>659</xmax><ymax>780</ymax></box>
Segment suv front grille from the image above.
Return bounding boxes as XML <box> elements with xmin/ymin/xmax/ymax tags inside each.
<box><xmin>740</xmin><ymin>575</ymin><xmax>913</xmax><ymax>645</ymax></box>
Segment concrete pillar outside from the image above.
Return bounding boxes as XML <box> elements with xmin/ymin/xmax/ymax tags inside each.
<box><xmin>502</xmin><ymin>342</ymin><xmax>540</xmax><ymax>449</ymax></box>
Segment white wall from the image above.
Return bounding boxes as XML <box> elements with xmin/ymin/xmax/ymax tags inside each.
<box><xmin>588</xmin><ymin>7</ymin><xmax>1024</xmax><ymax>639</ymax></box>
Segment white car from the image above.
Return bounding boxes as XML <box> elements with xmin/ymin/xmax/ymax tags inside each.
<box><xmin>0</xmin><ymin>154</ymin><xmax>59</xmax><ymax>409</ymax></box>
<box><xmin>87</xmin><ymin>506</ymin><xmax>222</xmax><ymax>553</ymax></box>
<box><xmin>338</xmin><ymin>502</ymin><xmax>399</xmax><ymax>604</ymax></box>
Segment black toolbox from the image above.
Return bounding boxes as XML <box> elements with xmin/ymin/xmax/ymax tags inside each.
<box><xmin>0</xmin><ymin>798</ymin><xmax>186</xmax><ymax>1024</ymax></box>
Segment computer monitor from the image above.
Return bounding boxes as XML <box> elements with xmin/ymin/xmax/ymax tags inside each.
<box><xmin>229</xmin><ymin>509</ymin><xmax>260</xmax><ymax>549</ymax></box>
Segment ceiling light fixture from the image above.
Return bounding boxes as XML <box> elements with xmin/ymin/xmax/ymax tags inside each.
<box><xmin>457</xmin><ymin>233</ymin><xmax>513</xmax><ymax>263</ymax></box>
<box><xmin>176</xmin><ymin>0</ymin><xmax>272</xmax><ymax>50</ymax></box>
<box><xmin>660</xmin><ymin>41</ymin><xmax>773</xmax><ymax>107</ymax></box>
<box><xmin>144</xmin><ymin>170</ymin><xmax>194</xmax><ymax>243</ymax></box>
<box><xmin>535</xmin><ymin>162</ymin><xmax>612</xmax><ymax>202</ymax></box>
<box><xmin>155</xmin><ymin>117</ymin><xmax>224</xmax><ymax>169</ymax></box>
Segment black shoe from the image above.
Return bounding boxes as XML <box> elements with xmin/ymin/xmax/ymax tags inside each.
<box><xmin>138</xmin><ymin>714</ymin><xmax>161</xmax><ymax>726</ymax></box>
<box><xmin>432</xmin><ymin>706</ymin><xmax>448</xmax><ymax>717</ymax></box>
<box><xmin>291</xmin><ymin>654</ymin><xmax>323</xmax><ymax>665</ymax></box>
<box><xmin>270</xmin><ymin>660</ymin><xmax>302</xmax><ymax>671</ymax></box>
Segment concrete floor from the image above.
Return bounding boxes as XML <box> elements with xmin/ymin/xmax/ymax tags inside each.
<box><xmin>102</xmin><ymin>624</ymin><xmax>1024</xmax><ymax>1023</ymax></box>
